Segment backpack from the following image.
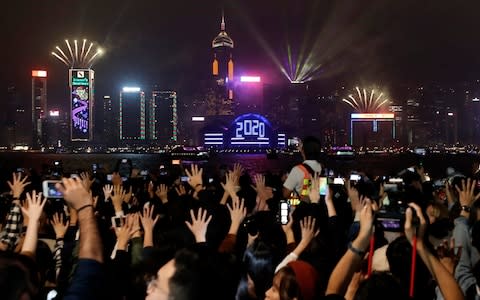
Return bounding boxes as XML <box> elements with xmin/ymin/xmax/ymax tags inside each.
<box><xmin>296</xmin><ymin>163</ymin><xmax>316</xmax><ymax>199</ymax></box>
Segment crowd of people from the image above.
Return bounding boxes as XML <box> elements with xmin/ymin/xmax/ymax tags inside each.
<box><xmin>0</xmin><ymin>136</ymin><xmax>479</xmax><ymax>300</ymax></box>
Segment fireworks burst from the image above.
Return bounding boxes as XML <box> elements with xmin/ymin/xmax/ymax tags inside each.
<box><xmin>342</xmin><ymin>87</ymin><xmax>390</xmax><ymax>112</ymax></box>
<box><xmin>52</xmin><ymin>39</ymin><xmax>103</xmax><ymax>68</ymax></box>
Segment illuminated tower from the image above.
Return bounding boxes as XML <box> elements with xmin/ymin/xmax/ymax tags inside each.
<box><xmin>119</xmin><ymin>87</ymin><xmax>146</xmax><ymax>143</ymax></box>
<box><xmin>31</xmin><ymin>70</ymin><xmax>48</xmax><ymax>148</ymax></box>
<box><xmin>212</xmin><ymin>12</ymin><xmax>234</xmax><ymax>100</ymax></box>
<box><xmin>149</xmin><ymin>91</ymin><xmax>178</xmax><ymax>145</ymax></box>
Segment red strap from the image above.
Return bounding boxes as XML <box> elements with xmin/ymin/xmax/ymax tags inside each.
<box><xmin>297</xmin><ymin>164</ymin><xmax>312</xmax><ymax>179</ymax></box>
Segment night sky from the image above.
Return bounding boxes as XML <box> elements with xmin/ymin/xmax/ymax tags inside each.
<box><xmin>3</xmin><ymin>0</ymin><xmax>480</xmax><ymax>109</ymax></box>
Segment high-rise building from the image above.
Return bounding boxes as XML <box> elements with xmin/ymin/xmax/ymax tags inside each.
<box><xmin>212</xmin><ymin>12</ymin><xmax>234</xmax><ymax>101</ymax></box>
<box><xmin>43</xmin><ymin>109</ymin><xmax>69</xmax><ymax>148</ymax></box>
<box><xmin>234</xmin><ymin>76</ymin><xmax>264</xmax><ymax>115</ymax></box>
<box><xmin>69</xmin><ymin>69</ymin><xmax>95</xmax><ymax>142</ymax></box>
<box><xmin>103</xmin><ymin>95</ymin><xmax>116</xmax><ymax>146</ymax></box>
<box><xmin>31</xmin><ymin>70</ymin><xmax>47</xmax><ymax>148</ymax></box>
<box><xmin>149</xmin><ymin>91</ymin><xmax>178</xmax><ymax>145</ymax></box>
<box><xmin>120</xmin><ymin>87</ymin><xmax>146</xmax><ymax>142</ymax></box>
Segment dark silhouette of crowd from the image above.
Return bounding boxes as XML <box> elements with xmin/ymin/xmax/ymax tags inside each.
<box><xmin>0</xmin><ymin>136</ymin><xmax>478</xmax><ymax>300</ymax></box>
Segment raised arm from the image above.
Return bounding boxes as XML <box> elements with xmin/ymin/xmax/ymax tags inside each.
<box><xmin>326</xmin><ymin>201</ymin><xmax>374</xmax><ymax>296</ymax></box>
<box><xmin>185</xmin><ymin>207</ymin><xmax>212</xmax><ymax>243</ymax></box>
<box><xmin>57</xmin><ymin>177</ymin><xmax>103</xmax><ymax>263</ymax></box>
<box><xmin>405</xmin><ymin>203</ymin><xmax>464</xmax><ymax>300</ymax></box>
<box><xmin>20</xmin><ymin>191</ymin><xmax>46</xmax><ymax>255</ymax></box>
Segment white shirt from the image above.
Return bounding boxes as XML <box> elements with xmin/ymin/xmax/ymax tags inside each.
<box><xmin>283</xmin><ymin>160</ymin><xmax>322</xmax><ymax>195</ymax></box>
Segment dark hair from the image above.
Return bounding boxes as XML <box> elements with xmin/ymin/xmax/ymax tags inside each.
<box><xmin>236</xmin><ymin>239</ymin><xmax>276</xmax><ymax>299</ymax></box>
<box><xmin>277</xmin><ymin>266</ymin><xmax>302</xmax><ymax>300</ymax></box>
<box><xmin>169</xmin><ymin>246</ymin><xmax>232</xmax><ymax>300</ymax></box>
<box><xmin>0</xmin><ymin>252</ymin><xmax>39</xmax><ymax>300</ymax></box>
<box><xmin>301</xmin><ymin>136</ymin><xmax>321</xmax><ymax>161</ymax></box>
<box><xmin>354</xmin><ymin>272</ymin><xmax>407</xmax><ymax>300</ymax></box>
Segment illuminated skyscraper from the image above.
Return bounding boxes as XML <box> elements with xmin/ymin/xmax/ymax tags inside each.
<box><xmin>120</xmin><ymin>87</ymin><xmax>146</xmax><ymax>142</ymax></box>
<box><xmin>103</xmin><ymin>95</ymin><xmax>116</xmax><ymax>145</ymax></box>
<box><xmin>31</xmin><ymin>70</ymin><xmax>47</xmax><ymax>148</ymax></box>
<box><xmin>212</xmin><ymin>12</ymin><xmax>234</xmax><ymax>101</ymax></box>
<box><xmin>149</xmin><ymin>91</ymin><xmax>178</xmax><ymax>145</ymax></box>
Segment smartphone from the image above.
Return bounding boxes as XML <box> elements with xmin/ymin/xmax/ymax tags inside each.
<box><xmin>383</xmin><ymin>183</ymin><xmax>398</xmax><ymax>193</ymax></box>
<box><xmin>16</xmin><ymin>167</ymin><xmax>25</xmax><ymax>173</ymax></box>
<box><xmin>407</xmin><ymin>167</ymin><xmax>415</xmax><ymax>172</ymax></box>
<box><xmin>333</xmin><ymin>177</ymin><xmax>345</xmax><ymax>185</ymax></box>
<box><xmin>350</xmin><ymin>174</ymin><xmax>361</xmax><ymax>182</ymax></box>
<box><xmin>377</xmin><ymin>216</ymin><xmax>402</xmax><ymax>232</ymax></box>
<box><xmin>111</xmin><ymin>216</ymin><xmax>126</xmax><ymax>228</ymax></box>
<box><xmin>279</xmin><ymin>200</ymin><xmax>290</xmax><ymax>225</ymax></box>
<box><xmin>319</xmin><ymin>177</ymin><xmax>328</xmax><ymax>196</ymax></box>
<box><xmin>42</xmin><ymin>180</ymin><xmax>63</xmax><ymax>198</ymax></box>
<box><xmin>181</xmin><ymin>176</ymin><xmax>189</xmax><ymax>182</ymax></box>
<box><xmin>107</xmin><ymin>174</ymin><xmax>113</xmax><ymax>182</ymax></box>
<box><xmin>388</xmin><ymin>178</ymin><xmax>404</xmax><ymax>184</ymax></box>
<box><xmin>92</xmin><ymin>163</ymin><xmax>98</xmax><ymax>173</ymax></box>
<box><xmin>172</xmin><ymin>159</ymin><xmax>181</xmax><ymax>165</ymax></box>
<box><xmin>208</xmin><ymin>178</ymin><xmax>214</xmax><ymax>183</ymax></box>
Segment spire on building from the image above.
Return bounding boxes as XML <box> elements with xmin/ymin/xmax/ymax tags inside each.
<box><xmin>221</xmin><ymin>10</ymin><xmax>225</xmax><ymax>31</ymax></box>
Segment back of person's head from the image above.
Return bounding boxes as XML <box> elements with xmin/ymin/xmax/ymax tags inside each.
<box><xmin>275</xmin><ymin>260</ymin><xmax>319</xmax><ymax>300</ymax></box>
<box><xmin>237</xmin><ymin>239</ymin><xmax>277</xmax><ymax>299</ymax></box>
<box><xmin>0</xmin><ymin>252</ymin><xmax>39</xmax><ymax>300</ymax></box>
<box><xmin>301</xmin><ymin>136</ymin><xmax>321</xmax><ymax>161</ymax></box>
<box><xmin>354</xmin><ymin>272</ymin><xmax>407</xmax><ymax>300</ymax></box>
<box><xmin>386</xmin><ymin>236</ymin><xmax>433</xmax><ymax>299</ymax></box>
<box><xmin>169</xmin><ymin>245</ymin><xmax>232</xmax><ymax>300</ymax></box>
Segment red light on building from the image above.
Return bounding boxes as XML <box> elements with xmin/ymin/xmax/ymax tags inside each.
<box><xmin>32</xmin><ymin>70</ymin><xmax>47</xmax><ymax>78</ymax></box>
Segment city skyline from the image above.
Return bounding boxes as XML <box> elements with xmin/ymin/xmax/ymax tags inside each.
<box><xmin>4</xmin><ymin>1</ymin><xmax>480</xmax><ymax>107</ymax></box>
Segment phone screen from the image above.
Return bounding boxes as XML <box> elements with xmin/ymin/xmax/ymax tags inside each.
<box><xmin>279</xmin><ymin>201</ymin><xmax>289</xmax><ymax>225</ymax></box>
<box><xmin>42</xmin><ymin>181</ymin><xmax>63</xmax><ymax>198</ymax></box>
<box><xmin>181</xmin><ymin>176</ymin><xmax>189</xmax><ymax>182</ymax></box>
<box><xmin>319</xmin><ymin>177</ymin><xmax>328</xmax><ymax>196</ymax></box>
<box><xmin>350</xmin><ymin>174</ymin><xmax>361</xmax><ymax>182</ymax></box>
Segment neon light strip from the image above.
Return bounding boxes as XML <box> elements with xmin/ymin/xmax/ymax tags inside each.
<box><xmin>204</xmin><ymin>133</ymin><xmax>223</xmax><ymax>136</ymax></box>
<box><xmin>231</xmin><ymin>142</ymin><xmax>270</xmax><ymax>145</ymax></box>
<box><xmin>205</xmin><ymin>142</ymin><xmax>224</xmax><ymax>145</ymax></box>
<box><xmin>240</xmin><ymin>76</ymin><xmax>261</xmax><ymax>82</ymax></box>
<box><xmin>351</xmin><ymin>113</ymin><xmax>394</xmax><ymax>119</ymax></box>
<box><xmin>231</xmin><ymin>137</ymin><xmax>245</xmax><ymax>140</ymax></box>
<box><xmin>257</xmin><ymin>137</ymin><xmax>269</xmax><ymax>140</ymax></box>
<box><xmin>205</xmin><ymin>138</ymin><xmax>224</xmax><ymax>141</ymax></box>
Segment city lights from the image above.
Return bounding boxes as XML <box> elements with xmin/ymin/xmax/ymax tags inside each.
<box><xmin>49</xmin><ymin>110</ymin><xmax>60</xmax><ymax>117</ymax></box>
<box><xmin>240</xmin><ymin>76</ymin><xmax>261</xmax><ymax>82</ymax></box>
<box><xmin>32</xmin><ymin>70</ymin><xmax>47</xmax><ymax>78</ymax></box>
<box><xmin>122</xmin><ymin>87</ymin><xmax>141</xmax><ymax>93</ymax></box>
<box><xmin>192</xmin><ymin>116</ymin><xmax>205</xmax><ymax>121</ymax></box>
<box><xmin>351</xmin><ymin>113</ymin><xmax>395</xmax><ymax>119</ymax></box>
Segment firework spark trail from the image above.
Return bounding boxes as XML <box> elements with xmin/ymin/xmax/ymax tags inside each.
<box><xmin>342</xmin><ymin>87</ymin><xmax>390</xmax><ymax>112</ymax></box>
<box><xmin>52</xmin><ymin>39</ymin><xmax>103</xmax><ymax>68</ymax></box>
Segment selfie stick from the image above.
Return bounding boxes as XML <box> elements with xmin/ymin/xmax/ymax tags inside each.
<box><xmin>367</xmin><ymin>229</ymin><xmax>375</xmax><ymax>277</ymax></box>
<box><xmin>409</xmin><ymin>233</ymin><xmax>417</xmax><ymax>297</ymax></box>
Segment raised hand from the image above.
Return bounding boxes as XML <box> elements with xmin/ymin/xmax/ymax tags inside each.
<box><xmin>56</xmin><ymin>177</ymin><xmax>92</xmax><ymax>210</ymax></box>
<box><xmin>148</xmin><ymin>181</ymin><xmax>155</xmax><ymax>199</ymax></box>
<box><xmin>186</xmin><ymin>164</ymin><xmax>203</xmax><ymax>190</ymax></box>
<box><xmin>227</xmin><ymin>198</ymin><xmax>247</xmax><ymax>234</ymax></box>
<box><xmin>140</xmin><ymin>204</ymin><xmax>159</xmax><ymax>247</ymax></box>
<box><xmin>111</xmin><ymin>185</ymin><xmax>126</xmax><ymax>212</ymax></box>
<box><xmin>232</xmin><ymin>163</ymin><xmax>244</xmax><ymax>181</ymax></box>
<box><xmin>8</xmin><ymin>172</ymin><xmax>31</xmax><ymax>199</ymax></box>
<box><xmin>112</xmin><ymin>172</ymin><xmax>123</xmax><ymax>187</ymax></box>
<box><xmin>155</xmin><ymin>184</ymin><xmax>169</xmax><ymax>204</ymax></box>
<box><xmin>51</xmin><ymin>213</ymin><xmax>69</xmax><ymax>239</ymax></box>
<box><xmin>221</xmin><ymin>171</ymin><xmax>239</xmax><ymax>198</ymax></box>
<box><xmin>115</xmin><ymin>214</ymin><xmax>138</xmax><ymax>250</ymax></box>
<box><xmin>455</xmin><ymin>178</ymin><xmax>480</xmax><ymax>207</ymax></box>
<box><xmin>346</xmin><ymin>180</ymin><xmax>361</xmax><ymax>212</ymax></box>
<box><xmin>175</xmin><ymin>184</ymin><xmax>187</xmax><ymax>196</ymax></box>
<box><xmin>103</xmin><ymin>184</ymin><xmax>113</xmax><ymax>201</ymax></box>
<box><xmin>124</xmin><ymin>186</ymin><xmax>133</xmax><ymax>204</ymax></box>
<box><xmin>404</xmin><ymin>202</ymin><xmax>427</xmax><ymax>246</ymax></box>
<box><xmin>185</xmin><ymin>208</ymin><xmax>212</xmax><ymax>243</ymax></box>
<box><xmin>293</xmin><ymin>216</ymin><xmax>319</xmax><ymax>256</ymax></box>
<box><xmin>253</xmin><ymin>174</ymin><xmax>272</xmax><ymax>210</ymax></box>
<box><xmin>80</xmin><ymin>172</ymin><xmax>94</xmax><ymax>191</ymax></box>
<box><xmin>436</xmin><ymin>238</ymin><xmax>462</xmax><ymax>275</ymax></box>
<box><xmin>21</xmin><ymin>191</ymin><xmax>46</xmax><ymax>223</ymax></box>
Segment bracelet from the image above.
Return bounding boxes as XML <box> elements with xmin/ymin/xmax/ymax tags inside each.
<box><xmin>348</xmin><ymin>241</ymin><xmax>366</xmax><ymax>257</ymax></box>
<box><xmin>76</xmin><ymin>204</ymin><xmax>93</xmax><ymax>213</ymax></box>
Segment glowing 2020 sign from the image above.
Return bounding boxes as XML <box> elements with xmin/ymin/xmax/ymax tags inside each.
<box><xmin>70</xmin><ymin>69</ymin><xmax>94</xmax><ymax>141</ymax></box>
<box><xmin>229</xmin><ymin>114</ymin><xmax>272</xmax><ymax>147</ymax></box>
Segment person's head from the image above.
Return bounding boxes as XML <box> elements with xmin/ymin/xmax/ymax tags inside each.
<box><xmin>236</xmin><ymin>239</ymin><xmax>277</xmax><ymax>299</ymax></box>
<box><xmin>354</xmin><ymin>272</ymin><xmax>407</xmax><ymax>300</ymax></box>
<box><xmin>265</xmin><ymin>261</ymin><xmax>319</xmax><ymax>300</ymax></box>
<box><xmin>300</xmin><ymin>136</ymin><xmax>321</xmax><ymax>161</ymax></box>
<box><xmin>146</xmin><ymin>246</ymin><xmax>231</xmax><ymax>300</ymax></box>
<box><xmin>0</xmin><ymin>252</ymin><xmax>40</xmax><ymax>300</ymax></box>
